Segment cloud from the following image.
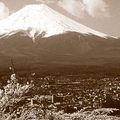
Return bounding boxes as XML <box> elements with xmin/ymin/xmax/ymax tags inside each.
<box><xmin>83</xmin><ymin>0</ymin><xmax>110</xmax><ymax>17</ymax></box>
<box><xmin>0</xmin><ymin>2</ymin><xmax>9</xmax><ymax>20</ymax></box>
<box><xmin>58</xmin><ymin>0</ymin><xmax>85</xmax><ymax>18</ymax></box>
<box><xmin>36</xmin><ymin>0</ymin><xmax>57</xmax><ymax>4</ymax></box>
<box><xmin>35</xmin><ymin>0</ymin><xmax>110</xmax><ymax>18</ymax></box>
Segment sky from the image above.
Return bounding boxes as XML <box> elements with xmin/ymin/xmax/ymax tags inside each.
<box><xmin>0</xmin><ymin>0</ymin><xmax>120</xmax><ymax>37</ymax></box>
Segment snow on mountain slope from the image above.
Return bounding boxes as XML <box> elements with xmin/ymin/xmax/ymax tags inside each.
<box><xmin>0</xmin><ymin>4</ymin><xmax>108</xmax><ymax>39</ymax></box>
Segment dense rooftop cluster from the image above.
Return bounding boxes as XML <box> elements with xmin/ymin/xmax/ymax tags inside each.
<box><xmin>0</xmin><ymin>74</ymin><xmax>120</xmax><ymax>119</ymax></box>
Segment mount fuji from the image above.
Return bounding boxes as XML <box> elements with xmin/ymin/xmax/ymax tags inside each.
<box><xmin>0</xmin><ymin>4</ymin><xmax>120</xmax><ymax>71</ymax></box>
<box><xmin>0</xmin><ymin>4</ymin><xmax>109</xmax><ymax>39</ymax></box>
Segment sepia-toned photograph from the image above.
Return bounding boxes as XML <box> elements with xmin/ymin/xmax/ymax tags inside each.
<box><xmin>0</xmin><ymin>0</ymin><xmax>120</xmax><ymax>119</ymax></box>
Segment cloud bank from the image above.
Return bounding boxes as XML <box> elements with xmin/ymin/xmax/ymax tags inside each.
<box><xmin>0</xmin><ymin>2</ymin><xmax>9</xmax><ymax>20</ymax></box>
<box><xmin>83</xmin><ymin>0</ymin><xmax>109</xmax><ymax>17</ymax></box>
<box><xmin>36</xmin><ymin>0</ymin><xmax>110</xmax><ymax>18</ymax></box>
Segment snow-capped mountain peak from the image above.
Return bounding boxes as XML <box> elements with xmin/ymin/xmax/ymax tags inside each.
<box><xmin>0</xmin><ymin>4</ymin><xmax>109</xmax><ymax>39</ymax></box>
